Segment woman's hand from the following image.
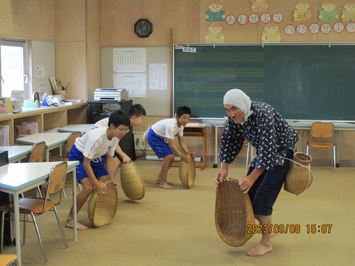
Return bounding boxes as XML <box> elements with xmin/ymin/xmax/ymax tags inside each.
<box><xmin>95</xmin><ymin>182</ymin><xmax>107</xmax><ymax>195</ymax></box>
<box><xmin>215</xmin><ymin>168</ymin><xmax>228</xmax><ymax>186</ymax></box>
<box><xmin>238</xmin><ymin>175</ymin><xmax>255</xmax><ymax>194</ymax></box>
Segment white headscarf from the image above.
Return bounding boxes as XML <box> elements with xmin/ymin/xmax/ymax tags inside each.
<box><xmin>223</xmin><ymin>89</ymin><xmax>253</xmax><ymax>123</ymax></box>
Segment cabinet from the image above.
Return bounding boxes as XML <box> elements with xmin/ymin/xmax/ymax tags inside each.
<box><xmin>0</xmin><ymin>103</ymin><xmax>87</xmax><ymax>145</ymax></box>
<box><xmin>87</xmin><ymin>100</ymin><xmax>132</xmax><ymax>123</ymax></box>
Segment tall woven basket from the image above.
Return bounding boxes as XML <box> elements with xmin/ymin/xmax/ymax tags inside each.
<box><xmin>120</xmin><ymin>162</ymin><xmax>145</xmax><ymax>200</ymax></box>
<box><xmin>215</xmin><ymin>178</ymin><xmax>255</xmax><ymax>247</ymax></box>
<box><xmin>87</xmin><ymin>180</ymin><xmax>118</xmax><ymax>227</ymax></box>
<box><xmin>179</xmin><ymin>160</ymin><xmax>196</xmax><ymax>189</ymax></box>
<box><xmin>284</xmin><ymin>152</ymin><xmax>313</xmax><ymax>195</ymax></box>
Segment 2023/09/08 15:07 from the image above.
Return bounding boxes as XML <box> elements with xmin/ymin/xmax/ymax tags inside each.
<box><xmin>247</xmin><ymin>224</ymin><xmax>333</xmax><ymax>234</ymax></box>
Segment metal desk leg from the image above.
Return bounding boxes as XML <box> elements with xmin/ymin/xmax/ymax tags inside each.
<box><xmin>72</xmin><ymin>169</ymin><xmax>78</xmax><ymax>240</ymax></box>
<box><xmin>46</xmin><ymin>149</ymin><xmax>50</xmax><ymax>162</ymax></box>
<box><xmin>201</xmin><ymin>128</ymin><xmax>207</xmax><ymax>169</ymax></box>
<box><xmin>213</xmin><ymin>126</ymin><xmax>218</xmax><ymax>168</ymax></box>
<box><xmin>336</xmin><ymin>131</ymin><xmax>340</xmax><ymax>167</ymax></box>
<box><xmin>14</xmin><ymin>194</ymin><xmax>22</xmax><ymax>266</ymax></box>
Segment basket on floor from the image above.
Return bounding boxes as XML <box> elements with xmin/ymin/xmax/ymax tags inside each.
<box><xmin>88</xmin><ymin>180</ymin><xmax>118</xmax><ymax>227</ymax></box>
<box><xmin>284</xmin><ymin>152</ymin><xmax>313</xmax><ymax>195</ymax></box>
<box><xmin>179</xmin><ymin>160</ymin><xmax>196</xmax><ymax>189</ymax></box>
<box><xmin>215</xmin><ymin>178</ymin><xmax>255</xmax><ymax>247</ymax></box>
<box><xmin>120</xmin><ymin>162</ymin><xmax>145</xmax><ymax>200</ymax></box>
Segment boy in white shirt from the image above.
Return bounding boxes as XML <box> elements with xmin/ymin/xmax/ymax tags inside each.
<box><xmin>65</xmin><ymin>110</ymin><xmax>130</xmax><ymax>230</ymax></box>
<box><xmin>94</xmin><ymin>104</ymin><xmax>146</xmax><ymax>176</ymax></box>
<box><xmin>147</xmin><ymin>106</ymin><xmax>193</xmax><ymax>189</ymax></box>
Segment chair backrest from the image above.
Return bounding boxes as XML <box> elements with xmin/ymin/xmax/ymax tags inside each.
<box><xmin>310</xmin><ymin>122</ymin><xmax>334</xmax><ymax>139</ymax></box>
<box><xmin>43</xmin><ymin>161</ymin><xmax>68</xmax><ymax>208</ymax></box>
<box><xmin>65</xmin><ymin>132</ymin><xmax>81</xmax><ymax>158</ymax></box>
<box><xmin>29</xmin><ymin>141</ymin><xmax>46</xmax><ymax>162</ymax></box>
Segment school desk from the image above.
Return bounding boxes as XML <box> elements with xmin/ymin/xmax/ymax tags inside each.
<box><xmin>201</xmin><ymin>119</ymin><xmax>253</xmax><ymax>168</ymax></box>
<box><xmin>57</xmin><ymin>124</ymin><xmax>95</xmax><ymax>135</ymax></box>
<box><xmin>184</xmin><ymin>123</ymin><xmax>208</xmax><ymax>169</ymax></box>
<box><xmin>16</xmin><ymin>133</ymin><xmax>71</xmax><ymax>161</ymax></box>
<box><xmin>0</xmin><ymin>161</ymin><xmax>79</xmax><ymax>266</ymax></box>
<box><xmin>0</xmin><ymin>146</ymin><xmax>32</xmax><ymax>162</ymax></box>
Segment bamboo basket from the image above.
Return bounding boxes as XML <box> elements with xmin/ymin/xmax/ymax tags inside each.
<box><xmin>284</xmin><ymin>152</ymin><xmax>313</xmax><ymax>195</ymax></box>
<box><xmin>179</xmin><ymin>160</ymin><xmax>196</xmax><ymax>189</ymax></box>
<box><xmin>120</xmin><ymin>162</ymin><xmax>145</xmax><ymax>200</ymax></box>
<box><xmin>87</xmin><ymin>180</ymin><xmax>118</xmax><ymax>227</ymax></box>
<box><xmin>215</xmin><ymin>178</ymin><xmax>255</xmax><ymax>247</ymax></box>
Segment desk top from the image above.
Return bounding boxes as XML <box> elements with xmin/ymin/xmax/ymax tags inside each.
<box><xmin>288</xmin><ymin>121</ymin><xmax>355</xmax><ymax>130</ymax></box>
<box><xmin>186</xmin><ymin>122</ymin><xmax>208</xmax><ymax>128</ymax></box>
<box><xmin>0</xmin><ymin>146</ymin><xmax>32</xmax><ymax>162</ymax></box>
<box><xmin>0</xmin><ymin>161</ymin><xmax>79</xmax><ymax>192</ymax></box>
<box><xmin>202</xmin><ymin>119</ymin><xmax>355</xmax><ymax>130</ymax></box>
<box><xmin>201</xmin><ymin>119</ymin><xmax>225</xmax><ymax>127</ymax></box>
<box><xmin>16</xmin><ymin>133</ymin><xmax>72</xmax><ymax>148</ymax></box>
<box><xmin>58</xmin><ymin>124</ymin><xmax>95</xmax><ymax>134</ymax></box>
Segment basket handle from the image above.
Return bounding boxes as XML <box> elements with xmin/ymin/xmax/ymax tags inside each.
<box><xmin>281</xmin><ymin>156</ymin><xmax>314</xmax><ymax>190</ymax></box>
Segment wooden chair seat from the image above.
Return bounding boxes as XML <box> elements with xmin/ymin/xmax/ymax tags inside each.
<box><xmin>0</xmin><ymin>254</ymin><xmax>17</xmax><ymax>265</ymax></box>
<box><xmin>19</xmin><ymin>198</ymin><xmax>55</xmax><ymax>214</ymax></box>
<box><xmin>307</xmin><ymin>141</ymin><xmax>335</xmax><ymax>148</ymax></box>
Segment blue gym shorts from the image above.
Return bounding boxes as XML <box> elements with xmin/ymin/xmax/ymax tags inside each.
<box><xmin>147</xmin><ymin>128</ymin><xmax>173</xmax><ymax>159</ymax></box>
<box><xmin>247</xmin><ymin>148</ymin><xmax>294</xmax><ymax>216</ymax></box>
<box><xmin>68</xmin><ymin>145</ymin><xmax>109</xmax><ymax>183</ymax></box>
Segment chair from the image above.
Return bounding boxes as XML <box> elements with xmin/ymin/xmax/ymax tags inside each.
<box><xmin>29</xmin><ymin>141</ymin><xmax>46</xmax><ymax>162</ymax></box>
<box><xmin>1</xmin><ymin>162</ymin><xmax>68</xmax><ymax>264</ymax></box>
<box><xmin>0</xmin><ymin>254</ymin><xmax>17</xmax><ymax>265</ymax></box>
<box><xmin>62</xmin><ymin>132</ymin><xmax>82</xmax><ymax>197</ymax></box>
<box><xmin>64</xmin><ymin>132</ymin><xmax>81</xmax><ymax>160</ymax></box>
<box><xmin>306</xmin><ymin>122</ymin><xmax>336</xmax><ymax>167</ymax></box>
<box><xmin>28</xmin><ymin>141</ymin><xmax>46</xmax><ymax>197</ymax></box>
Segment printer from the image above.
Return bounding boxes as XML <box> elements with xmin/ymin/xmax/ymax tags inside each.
<box><xmin>94</xmin><ymin>88</ymin><xmax>129</xmax><ymax>101</ymax></box>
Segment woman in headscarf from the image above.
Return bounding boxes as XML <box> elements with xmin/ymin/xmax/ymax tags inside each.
<box><xmin>215</xmin><ymin>89</ymin><xmax>298</xmax><ymax>256</ymax></box>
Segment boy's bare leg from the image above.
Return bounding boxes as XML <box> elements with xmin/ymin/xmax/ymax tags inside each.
<box><xmin>106</xmin><ymin>156</ymin><xmax>120</xmax><ymax>178</ymax></box>
<box><xmin>247</xmin><ymin>214</ymin><xmax>273</xmax><ymax>256</ymax></box>
<box><xmin>65</xmin><ymin>178</ymin><xmax>94</xmax><ymax>230</ymax></box>
<box><xmin>156</xmin><ymin>154</ymin><xmax>174</xmax><ymax>189</ymax></box>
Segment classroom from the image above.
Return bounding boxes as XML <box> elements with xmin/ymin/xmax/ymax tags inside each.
<box><xmin>0</xmin><ymin>0</ymin><xmax>354</xmax><ymax>265</ymax></box>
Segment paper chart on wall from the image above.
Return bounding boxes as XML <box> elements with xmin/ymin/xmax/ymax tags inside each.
<box><xmin>113</xmin><ymin>73</ymin><xmax>146</xmax><ymax>98</ymax></box>
<box><xmin>149</xmin><ymin>64</ymin><xmax>167</xmax><ymax>90</ymax></box>
<box><xmin>113</xmin><ymin>48</ymin><xmax>146</xmax><ymax>73</ymax></box>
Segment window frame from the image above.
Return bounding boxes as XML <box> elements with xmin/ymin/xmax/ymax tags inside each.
<box><xmin>0</xmin><ymin>38</ymin><xmax>31</xmax><ymax>99</ymax></box>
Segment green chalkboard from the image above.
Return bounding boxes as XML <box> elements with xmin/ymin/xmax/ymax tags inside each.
<box><xmin>174</xmin><ymin>45</ymin><xmax>355</xmax><ymax>121</ymax></box>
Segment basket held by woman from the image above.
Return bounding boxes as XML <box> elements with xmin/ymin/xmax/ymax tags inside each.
<box><xmin>179</xmin><ymin>160</ymin><xmax>196</xmax><ymax>188</ymax></box>
<box><xmin>121</xmin><ymin>161</ymin><xmax>145</xmax><ymax>200</ymax></box>
<box><xmin>215</xmin><ymin>178</ymin><xmax>255</xmax><ymax>247</ymax></box>
<box><xmin>88</xmin><ymin>180</ymin><xmax>118</xmax><ymax>227</ymax></box>
<box><xmin>284</xmin><ymin>152</ymin><xmax>313</xmax><ymax>195</ymax></box>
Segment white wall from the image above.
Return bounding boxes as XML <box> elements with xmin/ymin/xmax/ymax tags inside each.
<box><xmin>101</xmin><ymin>47</ymin><xmax>171</xmax><ymax>116</ymax></box>
<box><xmin>31</xmin><ymin>40</ymin><xmax>55</xmax><ymax>96</ymax></box>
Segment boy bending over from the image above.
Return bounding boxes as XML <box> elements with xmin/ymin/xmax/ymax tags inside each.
<box><xmin>147</xmin><ymin>106</ymin><xmax>193</xmax><ymax>189</ymax></box>
<box><xmin>66</xmin><ymin>110</ymin><xmax>130</xmax><ymax>230</ymax></box>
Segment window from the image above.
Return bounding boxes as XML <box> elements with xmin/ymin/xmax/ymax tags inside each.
<box><xmin>0</xmin><ymin>39</ymin><xmax>30</xmax><ymax>98</ymax></box>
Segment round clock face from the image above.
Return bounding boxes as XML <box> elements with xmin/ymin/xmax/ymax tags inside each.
<box><xmin>134</xmin><ymin>19</ymin><xmax>153</xmax><ymax>38</ymax></box>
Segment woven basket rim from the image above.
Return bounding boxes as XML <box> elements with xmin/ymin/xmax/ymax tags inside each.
<box><xmin>294</xmin><ymin>152</ymin><xmax>312</xmax><ymax>164</ymax></box>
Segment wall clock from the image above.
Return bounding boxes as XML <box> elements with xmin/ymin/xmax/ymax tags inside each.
<box><xmin>134</xmin><ymin>19</ymin><xmax>153</xmax><ymax>38</ymax></box>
